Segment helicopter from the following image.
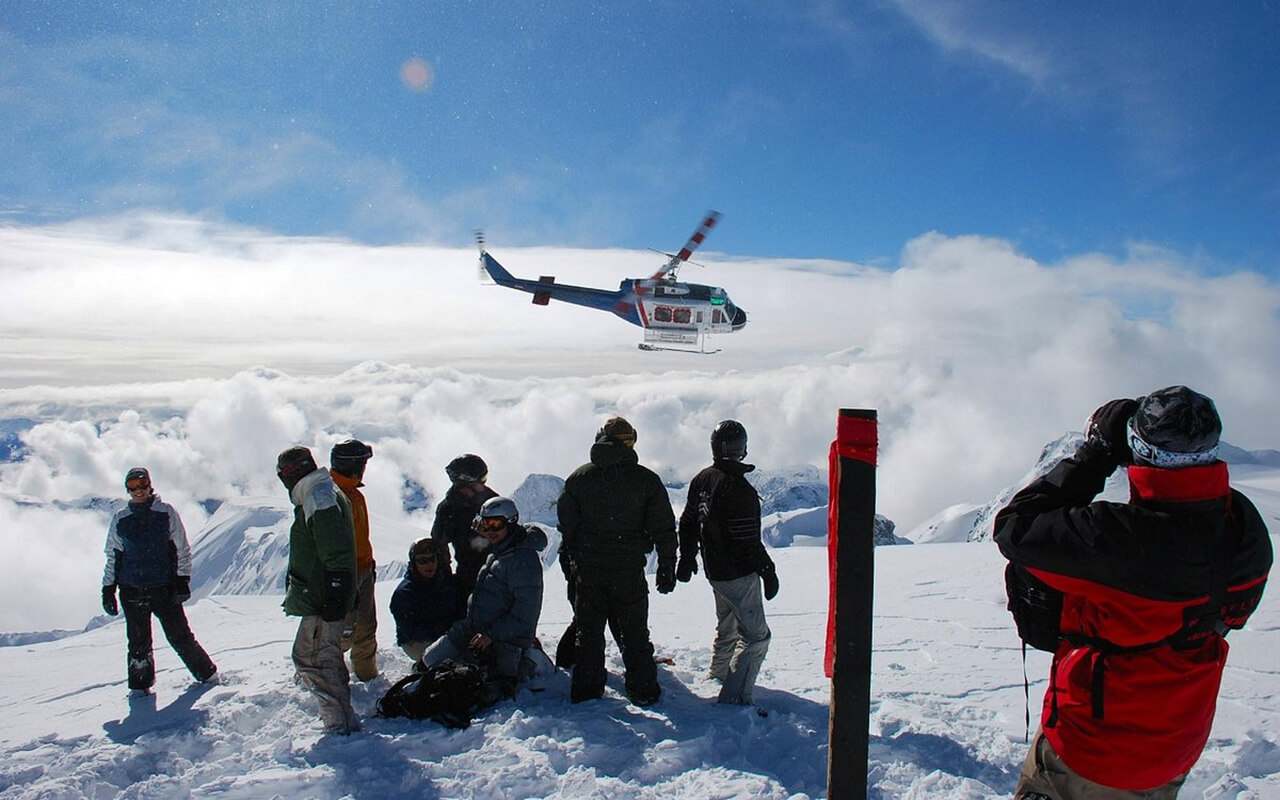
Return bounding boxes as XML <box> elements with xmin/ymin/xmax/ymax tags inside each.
<box><xmin>476</xmin><ymin>211</ymin><xmax>747</xmax><ymax>353</ymax></box>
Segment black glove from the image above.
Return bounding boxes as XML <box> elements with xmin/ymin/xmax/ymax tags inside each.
<box><xmin>102</xmin><ymin>584</ymin><xmax>119</xmax><ymax>616</ymax></box>
<box><xmin>675</xmin><ymin>554</ymin><xmax>698</xmax><ymax>583</ymax></box>
<box><xmin>759</xmin><ymin>565</ymin><xmax>779</xmax><ymax>601</ymax></box>
<box><xmin>655</xmin><ymin>562</ymin><xmax>676</xmax><ymax>594</ymax></box>
<box><xmin>558</xmin><ymin>548</ymin><xmax>575</xmax><ymax>583</ymax></box>
<box><xmin>172</xmin><ymin>575</ymin><xmax>192</xmax><ymax>603</ymax></box>
<box><xmin>1080</xmin><ymin>397</ymin><xmax>1142</xmax><ymax>469</ymax></box>
<box><xmin>320</xmin><ymin>570</ymin><xmax>353</xmax><ymax>622</ymax></box>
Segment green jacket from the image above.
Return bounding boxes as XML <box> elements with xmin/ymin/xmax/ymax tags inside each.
<box><xmin>283</xmin><ymin>468</ymin><xmax>357</xmax><ymax>617</ymax></box>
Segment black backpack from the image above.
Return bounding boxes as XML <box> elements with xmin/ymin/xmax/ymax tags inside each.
<box><xmin>1004</xmin><ymin>563</ymin><xmax>1064</xmax><ymax>653</ymax></box>
<box><xmin>376</xmin><ymin>659</ymin><xmax>489</xmax><ymax>728</ymax></box>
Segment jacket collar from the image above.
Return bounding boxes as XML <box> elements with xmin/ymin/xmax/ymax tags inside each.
<box><xmin>1127</xmin><ymin>462</ymin><xmax>1230</xmax><ymax>504</ymax></box>
<box><xmin>713</xmin><ymin>458</ymin><xmax>756</xmax><ymax>475</ymax></box>
<box><xmin>589</xmin><ymin>439</ymin><xmax>639</xmax><ymax>468</ymax></box>
<box><xmin>330</xmin><ymin>469</ymin><xmax>364</xmax><ymax>491</ymax></box>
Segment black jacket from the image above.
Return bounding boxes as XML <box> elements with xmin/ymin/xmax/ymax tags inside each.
<box><xmin>430</xmin><ymin>483</ymin><xmax>498</xmax><ymax>593</ymax></box>
<box><xmin>678</xmin><ymin>459</ymin><xmax>772</xmax><ymax>581</ymax></box>
<box><xmin>557</xmin><ymin>438</ymin><xmax>677</xmax><ymax>574</ymax></box>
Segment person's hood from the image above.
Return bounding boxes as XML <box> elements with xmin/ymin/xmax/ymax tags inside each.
<box><xmin>589</xmin><ymin>438</ymin><xmax>639</xmax><ymax>468</ymax></box>
<box><xmin>289</xmin><ymin>467</ymin><xmax>332</xmax><ymax>507</ymax></box>
<box><xmin>491</xmin><ymin>523</ymin><xmax>549</xmax><ymax>556</ymax></box>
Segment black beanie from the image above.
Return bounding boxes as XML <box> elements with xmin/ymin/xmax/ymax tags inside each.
<box><xmin>1127</xmin><ymin>385</ymin><xmax>1222</xmax><ymax>468</ymax></box>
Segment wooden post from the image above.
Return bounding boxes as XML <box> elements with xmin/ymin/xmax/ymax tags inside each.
<box><xmin>825</xmin><ymin>408</ymin><xmax>878</xmax><ymax>799</ymax></box>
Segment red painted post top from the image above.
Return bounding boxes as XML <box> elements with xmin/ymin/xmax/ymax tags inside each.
<box><xmin>835</xmin><ymin>408</ymin><xmax>877</xmax><ymax>465</ymax></box>
<box><xmin>826</xmin><ymin>408</ymin><xmax>878</xmax><ymax>677</ymax></box>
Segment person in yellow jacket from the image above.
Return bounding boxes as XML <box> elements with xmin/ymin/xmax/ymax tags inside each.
<box><xmin>330</xmin><ymin>439</ymin><xmax>379</xmax><ymax>682</ymax></box>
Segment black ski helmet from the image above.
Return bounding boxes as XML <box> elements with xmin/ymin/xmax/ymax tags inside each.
<box><xmin>124</xmin><ymin>466</ymin><xmax>151</xmax><ymax>487</ymax></box>
<box><xmin>710</xmin><ymin>419</ymin><xmax>748</xmax><ymax>461</ymax></box>
<box><xmin>1127</xmin><ymin>385</ymin><xmax>1221</xmax><ymax>466</ymax></box>
<box><xmin>276</xmin><ymin>446</ymin><xmax>318</xmax><ymax>492</ymax></box>
<box><xmin>330</xmin><ymin>439</ymin><xmax>373</xmax><ymax>478</ymax></box>
<box><xmin>446</xmin><ymin>453</ymin><xmax>488</xmax><ymax>484</ymax></box>
<box><xmin>477</xmin><ymin>496</ymin><xmax>519</xmax><ymax>525</ymax></box>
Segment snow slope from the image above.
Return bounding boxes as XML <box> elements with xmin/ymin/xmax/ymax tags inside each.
<box><xmin>2</xmin><ymin>532</ymin><xmax>1278</xmax><ymax>798</ymax></box>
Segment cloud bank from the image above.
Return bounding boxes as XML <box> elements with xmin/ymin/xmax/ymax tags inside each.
<box><xmin>1</xmin><ymin>215</ymin><xmax>1278</xmax><ymax>630</ymax></box>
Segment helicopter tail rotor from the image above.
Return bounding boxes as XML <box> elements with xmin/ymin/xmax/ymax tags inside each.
<box><xmin>475</xmin><ymin>230</ymin><xmax>495</xmax><ymax>283</ymax></box>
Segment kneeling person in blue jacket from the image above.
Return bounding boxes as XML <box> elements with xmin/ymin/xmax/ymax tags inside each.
<box><xmin>418</xmin><ymin>497</ymin><xmax>552</xmax><ymax>690</ymax></box>
<box><xmin>391</xmin><ymin>537</ymin><xmax>465</xmax><ymax>663</ymax></box>
<box><xmin>102</xmin><ymin>467</ymin><xmax>217</xmax><ymax>694</ymax></box>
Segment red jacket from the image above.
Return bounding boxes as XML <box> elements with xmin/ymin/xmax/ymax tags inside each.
<box><xmin>996</xmin><ymin>455</ymin><xmax>1271</xmax><ymax>790</ymax></box>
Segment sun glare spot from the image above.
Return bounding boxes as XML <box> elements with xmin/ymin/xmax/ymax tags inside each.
<box><xmin>400</xmin><ymin>57</ymin><xmax>434</xmax><ymax>92</ymax></box>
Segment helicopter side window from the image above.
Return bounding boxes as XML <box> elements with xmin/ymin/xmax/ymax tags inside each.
<box><xmin>654</xmin><ymin>306</ymin><xmax>672</xmax><ymax>323</ymax></box>
<box><xmin>713</xmin><ymin>309</ymin><xmax>724</xmax><ymax>324</ymax></box>
<box><xmin>673</xmin><ymin>308</ymin><xmax>692</xmax><ymax>324</ymax></box>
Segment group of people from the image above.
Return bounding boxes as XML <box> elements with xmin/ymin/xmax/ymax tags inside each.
<box><xmin>98</xmin><ymin>382</ymin><xmax>1272</xmax><ymax>800</ymax></box>
<box><xmin>101</xmin><ymin>416</ymin><xmax>780</xmax><ymax>734</ymax></box>
<box><xmin>557</xmin><ymin>415</ymin><xmax>778</xmax><ymax>707</ymax></box>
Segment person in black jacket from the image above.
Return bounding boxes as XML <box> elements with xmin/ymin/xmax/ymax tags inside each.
<box><xmin>430</xmin><ymin>453</ymin><xmax>498</xmax><ymax>601</ymax></box>
<box><xmin>676</xmin><ymin>420</ymin><xmax>777</xmax><ymax>706</ymax></box>
<box><xmin>390</xmin><ymin>537</ymin><xmax>465</xmax><ymax>663</ymax></box>
<box><xmin>557</xmin><ymin>417</ymin><xmax>677</xmax><ymax>706</ymax></box>
<box><xmin>101</xmin><ymin>467</ymin><xmax>217</xmax><ymax>695</ymax></box>
<box><xmin>995</xmin><ymin>386</ymin><xmax>1271</xmax><ymax>797</ymax></box>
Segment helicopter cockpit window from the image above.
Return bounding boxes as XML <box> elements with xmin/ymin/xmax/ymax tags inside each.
<box><xmin>713</xmin><ymin>309</ymin><xmax>724</xmax><ymax>324</ymax></box>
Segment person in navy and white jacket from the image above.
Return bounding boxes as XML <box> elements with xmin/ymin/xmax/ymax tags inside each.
<box><xmin>102</xmin><ymin>467</ymin><xmax>217</xmax><ymax>694</ymax></box>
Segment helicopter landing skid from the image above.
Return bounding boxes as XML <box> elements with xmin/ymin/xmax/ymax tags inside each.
<box><xmin>637</xmin><ymin>342</ymin><xmax>720</xmax><ymax>355</ymax></box>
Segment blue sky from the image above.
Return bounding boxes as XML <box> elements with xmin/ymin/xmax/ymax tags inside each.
<box><xmin>2</xmin><ymin>0</ymin><xmax>1278</xmax><ymax>271</ymax></box>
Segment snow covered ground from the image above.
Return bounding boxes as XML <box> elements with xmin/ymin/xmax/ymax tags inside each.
<box><xmin>2</xmin><ymin>529</ymin><xmax>1277</xmax><ymax>798</ymax></box>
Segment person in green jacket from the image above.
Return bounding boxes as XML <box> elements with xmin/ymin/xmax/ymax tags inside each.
<box><xmin>277</xmin><ymin>446</ymin><xmax>359</xmax><ymax>735</ymax></box>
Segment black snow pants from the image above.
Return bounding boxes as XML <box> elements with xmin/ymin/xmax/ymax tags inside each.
<box><xmin>570</xmin><ymin>567</ymin><xmax>659</xmax><ymax>704</ymax></box>
<box><xmin>121</xmin><ymin>585</ymin><xmax>216</xmax><ymax>690</ymax></box>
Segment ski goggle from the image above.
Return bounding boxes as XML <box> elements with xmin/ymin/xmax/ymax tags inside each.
<box><xmin>126</xmin><ymin>480</ymin><xmax>150</xmax><ymax>492</ymax></box>
<box><xmin>478</xmin><ymin>516</ymin><xmax>506</xmax><ymax>532</ymax></box>
<box><xmin>413</xmin><ymin>554</ymin><xmax>437</xmax><ymax>565</ymax></box>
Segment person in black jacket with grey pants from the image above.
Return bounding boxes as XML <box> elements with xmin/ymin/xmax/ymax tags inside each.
<box><xmin>676</xmin><ymin>420</ymin><xmax>777</xmax><ymax>706</ymax></box>
<box><xmin>101</xmin><ymin>467</ymin><xmax>216</xmax><ymax>695</ymax></box>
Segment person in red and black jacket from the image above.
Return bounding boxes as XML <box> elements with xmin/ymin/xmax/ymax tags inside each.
<box><xmin>995</xmin><ymin>386</ymin><xmax>1271</xmax><ymax>799</ymax></box>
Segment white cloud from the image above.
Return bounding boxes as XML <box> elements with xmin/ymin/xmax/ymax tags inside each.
<box><xmin>1</xmin><ymin>215</ymin><xmax>1278</xmax><ymax>630</ymax></box>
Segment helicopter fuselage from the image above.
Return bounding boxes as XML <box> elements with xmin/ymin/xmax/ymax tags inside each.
<box><xmin>479</xmin><ymin>251</ymin><xmax>747</xmax><ymax>336</ymax></box>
